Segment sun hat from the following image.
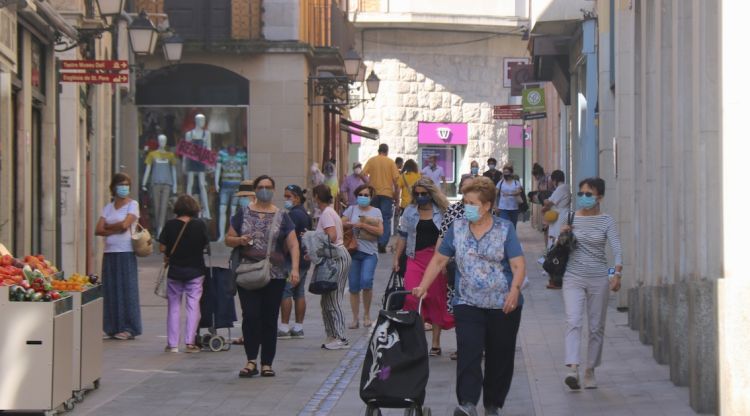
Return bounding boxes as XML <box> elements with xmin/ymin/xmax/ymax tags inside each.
<box><xmin>235</xmin><ymin>180</ymin><xmax>255</xmax><ymax>197</ymax></box>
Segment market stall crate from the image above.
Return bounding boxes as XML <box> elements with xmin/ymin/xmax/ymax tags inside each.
<box><xmin>0</xmin><ymin>285</ymin><xmax>76</xmax><ymax>414</ymax></box>
<box><xmin>71</xmin><ymin>284</ymin><xmax>103</xmax><ymax>400</ymax></box>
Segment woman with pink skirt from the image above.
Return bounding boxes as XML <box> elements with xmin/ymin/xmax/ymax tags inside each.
<box><xmin>393</xmin><ymin>178</ymin><xmax>455</xmax><ymax>356</ymax></box>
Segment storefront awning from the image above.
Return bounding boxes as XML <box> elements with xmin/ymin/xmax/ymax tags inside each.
<box><xmin>340</xmin><ymin>118</ymin><xmax>379</xmax><ymax>140</ymax></box>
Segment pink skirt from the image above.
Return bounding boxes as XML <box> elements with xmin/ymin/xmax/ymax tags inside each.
<box><xmin>403</xmin><ymin>247</ymin><xmax>455</xmax><ymax>330</ymax></box>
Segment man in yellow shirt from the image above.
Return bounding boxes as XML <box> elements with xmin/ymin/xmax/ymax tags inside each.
<box><xmin>362</xmin><ymin>143</ymin><xmax>400</xmax><ymax>253</ymax></box>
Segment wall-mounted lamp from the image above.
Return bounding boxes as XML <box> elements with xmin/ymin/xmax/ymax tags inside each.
<box><xmin>95</xmin><ymin>0</ymin><xmax>125</xmax><ymax>16</ymax></box>
<box><xmin>128</xmin><ymin>10</ymin><xmax>158</xmax><ymax>55</ymax></box>
<box><xmin>162</xmin><ymin>33</ymin><xmax>184</xmax><ymax>64</ymax></box>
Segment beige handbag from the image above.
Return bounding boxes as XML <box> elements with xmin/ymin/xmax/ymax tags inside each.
<box><xmin>131</xmin><ymin>223</ymin><xmax>153</xmax><ymax>257</ymax></box>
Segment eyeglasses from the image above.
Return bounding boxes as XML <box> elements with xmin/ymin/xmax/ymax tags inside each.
<box><xmin>577</xmin><ymin>192</ymin><xmax>594</xmax><ymax>197</ymax></box>
<box><xmin>414</xmin><ymin>192</ymin><xmax>430</xmax><ymax>197</ymax></box>
<box><xmin>256</xmin><ymin>185</ymin><xmax>273</xmax><ymax>190</ymax></box>
<box><xmin>357</xmin><ymin>193</ymin><xmax>371</xmax><ymax>197</ymax></box>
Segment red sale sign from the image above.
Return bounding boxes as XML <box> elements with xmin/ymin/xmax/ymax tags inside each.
<box><xmin>176</xmin><ymin>140</ymin><xmax>218</xmax><ymax>167</ymax></box>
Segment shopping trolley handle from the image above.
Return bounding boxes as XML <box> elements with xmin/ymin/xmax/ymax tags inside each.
<box><xmin>385</xmin><ymin>290</ymin><xmax>424</xmax><ymax>313</ymax></box>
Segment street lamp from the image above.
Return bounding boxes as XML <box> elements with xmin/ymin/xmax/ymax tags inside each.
<box><xmin>95</xmin><ymin>0</ymin><xmax>124</xmax><ymax>16</ymax></box>
<box><xmin>343</xmin><ymin>48</ymin><xmax>362</xmax><ymax>81</ymax></box>
<box><xmin>366</xmin><ymin>71</ymin><xmax>380</xmax><ymax>95</ymax></box>
<box><xmin>128</xmin><ymin>11</ymin><xmax>158</xmax><ymax>56</ymax></box>
<box><xmin>162</xmin><ymin>33</ymin><xmax>183</xmax><ymax>64</ymax></box>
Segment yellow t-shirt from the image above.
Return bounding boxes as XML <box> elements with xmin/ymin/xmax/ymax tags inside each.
<box><xmin>144</xmin><ymin>150</ymin><xmax>176</xmax><ymax>165</ymax></box>
<box><xmin>362</xmin><ymin>155</ymin><xmax>400</xmax><ymax>198</ymax></box>
<box><xmin>397</xmin><ymin>172</ymin><xmax>421</xmax><ymax>208</ymax></box>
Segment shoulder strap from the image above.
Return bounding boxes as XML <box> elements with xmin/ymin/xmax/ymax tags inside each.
<box><xmin>265</xmin><ymin>210</ymin><xmax>283</xmax><ymax>259</ymax></box>
<box><xmin>169</xmin><ymin>220</ymin><xmax>190</xmax><ymax>258</ymax></box>
<box><xmin>568</xmin><ymin>211</ymin><xmax>576</xmax><ymax>226</ymax></box>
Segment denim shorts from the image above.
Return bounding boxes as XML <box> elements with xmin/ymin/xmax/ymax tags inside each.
<box><xmin>348</xmin><ymin>250</ymin><xmax>378</xmax><ymax>293</ymax></box>
<box><xmin>282</xmin><ymin>265</ymin><xmax>309</xmax><ymax>300</ymax></box>
<box><xmin>219</xmin><ymin>184</ymin><xmax>240</xmax><ymax>206</ymax></box>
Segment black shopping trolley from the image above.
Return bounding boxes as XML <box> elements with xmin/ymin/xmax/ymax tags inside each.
<box><xmin>196</xmin><ymin>245</ymin><xmax>237</xmax><ymax>352</ymax></box>
<box><xmin>360</xmin><ymin>290</ymin><xmax>431</xmax><ymax>416</ymax></box>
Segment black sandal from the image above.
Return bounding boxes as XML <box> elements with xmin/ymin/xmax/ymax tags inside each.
<box><xmin>429</xmin><ymin>347</ymin><xmax>442</xmax><ymax>357</ymax></box>
<box><xmin>239</xmin><ymin>361</ymin><xmax>259</xmax><ymax>378</ymax></box>
<box><xmin>261</xmin><ymin>366</ymin><xmax>276</xmax><ymax>377</ymax></box>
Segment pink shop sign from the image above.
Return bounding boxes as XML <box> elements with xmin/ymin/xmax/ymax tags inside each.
<box><xmin>417</xmin><ymin>122</ymin><xmax>468</xmax><ymax>145</ymax></box>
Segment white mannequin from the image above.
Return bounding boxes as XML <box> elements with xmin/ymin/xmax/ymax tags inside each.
<box><xmin>183</xmin><ymin>114</ymin><xmax>212</xmax><ymax>218</ymax></box>
<box><xmin>142</xmin><ymin>134</ymin><xmax>177</xmax><ymax>236</ymax></box>
<box><xmin>215</xmin><ymin>146</ymin><xmax>249</xmax><ymax>242</ymax></box>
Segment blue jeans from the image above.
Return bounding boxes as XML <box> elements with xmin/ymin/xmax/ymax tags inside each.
<box><xmin>371</xmin><ymin>195</ymin><xmax>393</xmax><ymax>247</ymax></box>
<box><xmin>498</xmin><ymin>209</ymin><xmax>519</xmax><ymax>228</ymax></box>
<box><xmin>348</xmin><ymin>250</ymin><xmax>378</xmax><ymax>293</ymax></box>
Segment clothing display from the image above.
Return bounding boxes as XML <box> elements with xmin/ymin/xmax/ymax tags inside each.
<box><xmin>208</xmin><ymin>107</ymin><xmax>232</xmax><ymax>134</ymax></box>
<box><xmin>144</xmin><ymin>150</ymin><xmax>177</xmax><ymax>185</ymax></box>
<box><xmin>185</xmin><ymin>131</ymin><xmax>208</xmax><ymax>172</ymax></box>
<box><xmin>218</xmin><ymin>148</ymin><xmax>248</xmax><ymax>186</ymax></box>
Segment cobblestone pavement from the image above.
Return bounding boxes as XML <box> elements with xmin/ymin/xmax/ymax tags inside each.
<box><xmin>63</xmin><ymin>223</ymin><xmax>702</xmax><ymax>416</ymax></box>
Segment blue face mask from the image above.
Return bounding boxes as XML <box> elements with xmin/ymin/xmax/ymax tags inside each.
<box><xmin>416</xmin><ymin>195</ymin><xmax>432</xmax><ymax>206</ymax></box>
<box><xmin>115</xmin><ymin>185</ymin><xmax>129</xmax><ymax>198</ymax></box>
<box><xmin>577</xmin><ymin>194</ymin><xmax>597</xmax><ymax>209</ymax></box>
<box><xmin>465</xmin><ymin>204</ymin><xmax>481</xmax><ymax>223</ymax></box>
<box><xmin>238</xmin><ymin>197</ymin><xmax>251</xmax><ymax>208</ymax></box>
<box><xmin>470</xmin><ymin>167</ymin><xmax>479</xmax><ymax>175</ymax></box>
<box><xmin>284</xmin><ymin>200</ymin><xmax>294</xmax><ymax>210</ymax></box>
<box><xmin>357</xmin><ymin>196</ymin><xmax>371</xmax><ymax>207</ymax></box>
<box><xmin>256</xmin><ymin>188</ymin><xmax>274</xmax><ymax>202</ymax></box>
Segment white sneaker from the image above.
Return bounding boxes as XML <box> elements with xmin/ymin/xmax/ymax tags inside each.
<box><xmin>322</xmin><ymin>339</ymin><xmax>350</xmax><ymax>350</ymax></box>
<box><xmin>564</xmin><ymin>368</ymin><xmax>581</xmax><ymax>391</ymax></box>
<box><xmin>583</xmin><ymin>368</ymin><xmax>597</xmax><ymax>389</ymax></box>
<box><xmin>164</xmin><ymin>346</ymin><xmax>178</xmax><ymax>353</ymax></box>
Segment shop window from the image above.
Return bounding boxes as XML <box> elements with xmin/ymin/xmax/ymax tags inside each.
<box><xmin>30</xmin><ymin>37</ymin><xmax>45</xmax><ymax>95</ymax></box>
<box><xmin>137</xmin><ymin>106</ymin><xmax>248</xmax><ymax>240</ymax></box>
<box><xmin>31</xmin><ymin>107</ymin><xmax>42</xmax><ymax>254</ymax></box>
<box><xmin>419</xmin><ymin>146</ymin><xmax>456</xmax><ymax>196</ymax></box>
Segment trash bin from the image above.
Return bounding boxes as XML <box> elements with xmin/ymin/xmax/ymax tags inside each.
<box><xmin>71</xmin><ymin>284</ymin><xmax>103</xmax><ymax>400</ymax></box>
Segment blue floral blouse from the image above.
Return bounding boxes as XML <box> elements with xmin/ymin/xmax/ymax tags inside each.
<box><xmin>439</xmin><ymin>217</ymin><xmax>524</xmax><ymax>309</ymax></box>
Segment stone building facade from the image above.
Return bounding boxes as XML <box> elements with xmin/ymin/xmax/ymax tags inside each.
<box><xmin>348</xmin><ymin>1</ymin><xmax>530</xmax><ymax>197</ymax></box>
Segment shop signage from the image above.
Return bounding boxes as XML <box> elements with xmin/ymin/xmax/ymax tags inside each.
<box><xmin>522</xmin><ymin>87</ymin><xmax>546</xmax><ymax>113</ymax></box>
<box><xmin>510</xmin><ymin>64</ymin><xmax>535</xmax><ymax>96</ymax></box>
<box><xmin>176</xmin><ymin>140</ymin><xmax>218</xmax><ymax>167</ymax></box>
<box><xmin>508</xmin><ymin>125</ymin><xmax>532</xmax><ymax>149</ymax></box>
<box><xmin>417</xmin><ymin>122</ymin><xmax>468</xmax><ymax>145</ymax></box>
<box><xmin>493</xmin><ymin>105</ymin><xmax>523</xmax><ymax>120</ymax></box>
<box><xmin>503</xmin><ymin>58</ymin><xmax>529</xmax><ymax>88</ymax></box>
<box><xmin>60</xmin><ymin>73</ymin><xmax>129</xmax><ymax>84</ymax></box>
<box><xmin>522</xmin><ymin>112</ymin><xmax>547</xmax><ymax>120</ymax></box>
<box><xmin>61</xmin><ymin>60</ymin><xmax>129</xmax><ymax>70</ymax></box>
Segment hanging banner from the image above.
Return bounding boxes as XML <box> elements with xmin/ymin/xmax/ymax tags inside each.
<box><xmin>522</xmin><ymin>87</ymin><xmax>546</xmax><ymax>113</ymax></box>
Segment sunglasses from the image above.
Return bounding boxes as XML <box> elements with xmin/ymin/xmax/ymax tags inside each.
<box><xmin>577</xmin><ymin>192</ymin><xmax>595</xmax><ymax>197</ymax></box>
<box><xmin>414</xmin><ymin>192</ymin><xmax>430</xmax><ymax>197</ymax></box>
<box><xmin>357</xmin><ymin>193</ymin><xmax>371</xmax><ymax>197</ymax></box>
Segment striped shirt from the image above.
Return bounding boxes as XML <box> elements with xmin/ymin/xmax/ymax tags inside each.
<box><xmin>565</xmin><ymin>213</ymin><xmax>623</xmax><ymax>279</ymax></box>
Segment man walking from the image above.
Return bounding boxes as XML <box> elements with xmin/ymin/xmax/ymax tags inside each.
<box><xmin>422</xmin><ymin>155</ymin><xmax>446</xmax><ymax>190</ymax></box>
<box><xmin>483</xmin><ymin>157</ymin><xmax>503</xmax><ymax>185</ymax></box>
<box><xmin>363</xmin><ymin>144</ymin><xmax>400</xmax><ymax>253</ymax></box>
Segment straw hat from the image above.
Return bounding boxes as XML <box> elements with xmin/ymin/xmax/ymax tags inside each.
<box><xmin>235</xmin><ymin>180</ymin><xmax>255</xmax><ymax>197</ymax></box>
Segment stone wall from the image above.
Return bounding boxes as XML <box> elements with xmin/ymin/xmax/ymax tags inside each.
<box><xmin>351</xmin><ymin>29</ymin><xmax>527</xmax><ymax>172</ymax></box>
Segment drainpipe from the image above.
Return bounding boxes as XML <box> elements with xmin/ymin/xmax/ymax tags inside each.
<box><xmin>581</xmin><ymin>18</ymin><xmax>599</xmax><ymax>179</ymax></box>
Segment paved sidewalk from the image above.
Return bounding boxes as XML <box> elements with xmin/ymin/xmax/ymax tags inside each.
<box><xmin>63</xmin><ymin>224</ymin><xmax>702</xmax><ymax>416</ymax></box>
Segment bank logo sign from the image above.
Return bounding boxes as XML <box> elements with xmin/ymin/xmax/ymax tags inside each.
<box><xmin>522</xmin><ymin>88</ymin><xmax>546</xmax><ymax>113</ymax></box>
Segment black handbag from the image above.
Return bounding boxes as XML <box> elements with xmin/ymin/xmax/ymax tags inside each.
<box><xmin>382</xmin><ymin>271</ymin><xmax>405</xmax><ymax>310</ymax></box>
<box><xmin>542</xmin><ymin>212</ymin><xmax>576</xmax><ymax>278</ymax></box>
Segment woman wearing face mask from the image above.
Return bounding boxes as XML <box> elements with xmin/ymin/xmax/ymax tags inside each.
<box><xmin>459</xmin><ymin>160</ymin><xmax>481</xmax><ymax>192</ymax></box>
<box><xmin>412</xmin><ymin>179</ymin><xmax>526</xmax><ymax>416</ymax></box>
<box><xmin>393</xmin><ymin>178</ymin><xmax>454</xmax><ymax>356</ymax></box>
<box><xmin>496</xmin><ymin>165</ymin><xmax>524</xmax><ymax>228</ymax></box>
<box><xmin>313</xmin><ymin>184</ymin><xmax>353</xmax><ymax>350</ymax></box>
<box><xmin>278</xmin><ymin>185</ymin><xmax>312</xmax><ymax>339</ymax></box>
<box><xmin>559</xmin><ymin>178</ymin><xmax>623</xmax><ymax>391</ymax></box>
<box><xmin>341</xmin><ymin>184</ymin><xmax>383</xmax><ymax>329</ymax></box>
<box><xmin>340</xmin><ymin>162</ymin><xmax>368</xmax><ymax>207</ymax></box>
<box><xmin>95</xmin><ymin>173</ymin><xmax>142</xmax><ymax>340</ymax></box>
<box><xmin>225</xmin><ymin>175</ymin><xmax>301</xmax><ymax>378</ymax></box>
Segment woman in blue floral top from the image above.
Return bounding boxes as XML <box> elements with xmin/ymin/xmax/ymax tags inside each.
<box><xmin>412</xmin><ymin>178</ymin><xmax>526</xmax><ymax>416</ymax></box>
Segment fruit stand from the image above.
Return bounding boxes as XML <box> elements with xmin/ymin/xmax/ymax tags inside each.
<box><xmin>0</xmin><ymin>285</ymin><xmax>76</xmax><ymax>414</ymax></box>
<box><xmin>0</xmin><ymin>246</ymin><xmax>103</xmax><ymax>414</ymax></box>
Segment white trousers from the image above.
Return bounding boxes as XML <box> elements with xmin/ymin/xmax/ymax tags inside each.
<box><xmin>562</xmin><ymin>275</ymin><xmax>610</xmax><ymax>369</ymax></box>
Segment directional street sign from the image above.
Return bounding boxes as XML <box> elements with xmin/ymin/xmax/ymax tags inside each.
<box><xmin>61</xmin><ymin>60</ymin><xmax>129</xmax><ymax>71</ymax></box>
<box><xmin>493</xmin><ymin>105</ymin><xmax>523</xmax><ymax>120</ymax></box>
<box><xmin>60</xmin><ymin>73</ymin><xmax>129</xmax><ymax>84</ymax></box>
